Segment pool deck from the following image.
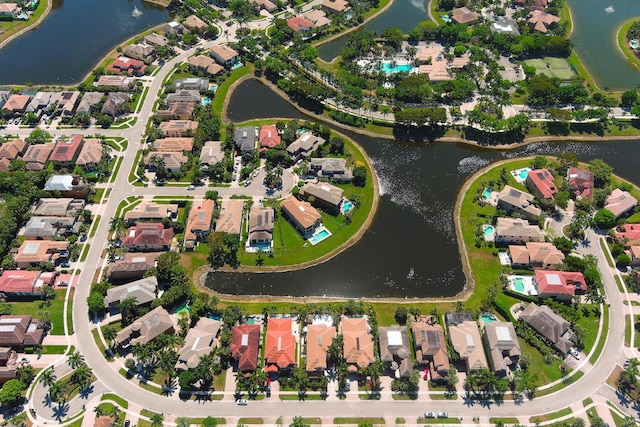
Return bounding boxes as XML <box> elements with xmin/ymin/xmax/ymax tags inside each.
<box><xmin>482</xmin><ymin>224</ymin><xmax>495</xmax><ymax>242</ymax></box>
<box><xmin>510</xmin><ymin>167</ymin><xmax>531</xmax><ymax>184</ymax></box>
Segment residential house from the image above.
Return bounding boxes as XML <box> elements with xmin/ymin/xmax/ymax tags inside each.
<box><xmin>489</xmin><ymin>18</ymin><xmax>520</xmax><ymax>35</ymax></box>
<box><xmin>615</xmin><ymin>224</ymin><xmax>640</xmax><ymax>246</ymax></box>
<box><xmin>280</xmin><ymin>195</ymin><xmax>321</xmax><ymax>237</ymax></box>
<box><xmin>341</xmin><ymin>317</ymin><xmax>375</xmax><ymax>372</ymax></box>
<box><xmin>259</xmin><ymin>125</ymin><xmax>281</xmax><ymax>149</ymax></box>
<box><xmin>495</xmin><ymin>217</ymin><xmax>545</xmax><ymax>244</ymax></box>
<box><xmin>1</xmin><ymin>94</ymin><xmax>30</xmax><ymax>116</ymax></box>
<box><xmin>605</xmin><ymin>189</ymin><xmax>638</xmax><ymax>219</ymax></box>
<box><xmin>26</xmin><ymin>91</ymin><xmax>58</xmax><ymax>114</ymax></box>
<box><xmin>415</xmin><ymin>45</ymin><xmax>469</xmax><ymax>81</ymax></box>
<box><xmin>0</xmin><ymin>270</ymin><xmax>56</xmax><ymax>298</ymax></box>
<box><xmin>55</xmin><ymin>91</ymin><xmax>80</xmax><ymax>117</ymax></box>
<box><xmin>528</xmin><ymin>10</ymin><xmax>559</xmax><ymax>33</ymax></box>
<box><xmin>321</xmin><ymin>0</ymin><xmax>350</xmax><ymax>14</ymax></box>
<box><xmin>76</xmin><ymin>92</ymin><xmax>104</xmax><ymax>115</ymax></box>
<box><xmin>122</xmin><ymin>223</ymin><xmax>173</xmax><ymax>252</ymax></box>
<box><xmin>106</xmin><ymin>252</ymin><xmax>163</xmax><ymax>282</ymax></box>
<box><xmin>116</xmin><ymin>306</ymin><xmax>175</xmax><ymax>349</ymax></box>
<box><xmin>188</xmin><ymin>55</ymin><xmax>224</xmax><ymax>76</ymax></box>
<box><xmin>166</xmin><ymin>90</ymin><xmax>201</xmax><ymax>104</ymax></box>
<box><xmin>144</xmin><ymin>152</ymin><xmax>188</xmax><ymax>173</ymax></box>
<box><xmin>49</xmin><ymin>135</ymin><xmax>84</xmax><ymax>168</ymax></box>
<box><xmin>103</xmin><ymin>276</ymin><xmax>158</xmax><ymax>309</ymax></box>
<box><xmin>310</xmin><ymin>157</ymin><xmax>353</xmax><ymax>182</ymax></box>
<box><xmin>248</xmin><ymin>205</ymin><xmax>274</xmax><ymax>247</ymax></box>
<box><xmin>107</xmin><ymin>56</ymin><xmax>147</xmax><ymax>76</ymax></box>
<box><xmin>19</xmin><ymin>216</ymin><xmax>78</xmax><ymax>240</ymax></box>
<box><xmin>304</xmin><ymin>10</ymin><xmax>331</xmax><ymax>27</ymax></box>
<box><xmin>164</xmin><ymin>21</ymin><xmax>188</xmax><ymax>36</ymax></box>
<box><xmin>567</xmin><ymin>167</ymin><xmax>594</xmax><ymax>199</ymax></box>
<box><xmin>230</xmin><ymin>323</ymin><xmax>261</xmax><ymax>372</ymax></box>
<box><xmin>378</xmin><ymin>326</ymin><xmax>412</xmax><ymax>378</ymax></box>
<box><xmin>0</xmin><ymin>91</ymin><xmax>9</xmax><ymax>109</ymax></box>
<box><xmin>306</xmin><ymin>323</ymin><xmax>336</xmax><ymax>376</ymax></box>
<box><xmin>526</xmin><ymin>168</ymin><xmax>558</xmax><ymax>200</ymax></box>
<box><xmin>234</xmin><ymin>126</ymin><xmax>258</xmax><ymax>152</ymax></box>
<box><xmin>76</xmin><ymin>138</ymin><xmax>103</xmax><ymax>171</ymax></box>
<box><xmin>445</xmin><ymin>312</ymin><xmax>488</xmax><ymax>372</ymax></box>
<box><xmin>14</xmin><ymin>240</ymin><xmax>69</xmax><ymax>268</ymax></box>
<box><xmin>31</xmin><ymin>198</ymin><xmax>85</xmax><ymax>217</ymax></box>
<box><xmin>22</xmin><ymin>143</ymin><xmax>56</xmax><ymax>170</ymax></box>
<box><xmin>520</xmin><ymin>303</ymin><xmax>575</xmax><ymax>354</ymax></box>
<box><xmin>0</xmin><ymin>3</ymin><xmax>17</xmax><ymax>19</ymax></box>
<box><xmin>0</xmin><ymin>158</ymin><xmax>9</xmax><ymax>172</ymax></box>
<box><xmin>124</xmin><ymin>201</ymin><xmax>178</xmax><ymax>225</ymax></box>
<box><xmin>123</xmin><ymin>43</ymin><xmax>156</xmax><ymax>64</ymax></box>
<box><xmin>482</xmin><ymin>322</ymin><xmax>520</xmax><ymax>378</ymax></box>
<box><xmin>199</xmin><ymin>141</ymin><xmax>224</xmax><ymax>170</ymax></box>
<box><xmin>300</xmin><ymin>182</ymin><xmax>343</xmax><ymax>215</ymax></box>
<box><xmin>629</xmin><ymin>246</ymin><xmax>640</xmax><ymax>268</ymax></box>
<box><xmin>184</xmin><ymin>199</ymin><xmax>215</xmax><ymax>250</ymax></box>
<box><xmin>184</xmin><ymin>14</ymin><xmax>208</xmax><ymax>34</ymax></box>
<box><xmin>151</xmin><ymin>137</ymin><xmax>194</xmax><ymax>152</ymax></box>
<box><xmin>287</xmin><ymin>132</ymin><xmax>325</xmax><ymax>160</ymax></box>
<box><xmin>156</xmin><ymin>101</ymin><xmax>195</xmax><ymax>120</ymax></box>
<box><xmin>497</xmin><ymin>185</ymin><xmax>542</xmax><ymax>222</ymax></box>
<box><xmin>176</xmin><ymin>317</ymin><xmax>221</xmax><ymax>371</ymax></box>
<box><xmin>451</xmin><ymin>6</ymin><xmax>480</xmax><ymax>24</ymax></box>
<box><xmin>287</xmin><ymin>16</ymin><xmax>314</xmax><ymax>33</ymax></box>
<box><xmin>0</xmin><ymin>138</ymin><xmax>26</xmax><ymax>161</ymax></box>
<box><xmin>514</xmin><ymin>0</ymin><xmax>548</xmax><ymax>10</ymax></box>
<box><xmin>44</xmin><ymin>175</ymin><xmax>88</xmax><ymax>198</ymax></box>
<box><xmin>534</xmin><ymin>270</ymin><xmax>586</xmax><ymax>300</ymax></box>
<box><xmin>94</xmin><ymin>415</ymin><xmax>117</xmax><ymax>427</ymax></box>
<box><xmin>0</xmin><ymin>348</ymin><xmax>18</xmax><ymax>384</ymax></box>
<box><xmin>101</xmin><ymin>92</ymin><xmax>129</xmax><ymax>117</ymax></box>
<box><xmin>508</xmin><ymin>242</ymin><xmax>564</xmax><ymax>269</ymax></box>
<box><xmin>264</xmin><ymin>318</ymin><xmax>296</xmax><ymax>373</ymax></box>
<box><xmin>411</xmin><ymin>319</ymin><xmax>449</xmax><ymax>382</ymax></box>
<box><xmin>252</xmin><ymin>0</ymin><xmax>277</xmax><ymax>12</ymax></box>
<box><xmin>210</xmin><ymin>44</ymin><xmax>239</xmax><ymax>67</ymax></box>
<box><xmin>215</xmin><ymin>199</ymin><xmax>244</xmax><ymax>236</ymax></box>
<box><xmin>174</xmin><ymin>77</ymin><xmax>209</xmax><ymax>92</ymax></box>
<box><xmin>158</xmin><ymin>120</ymin><xmax>198</xmax><ymax>137</ymax></box>
<box><xmin>95</xmin><ymin>76</ymin><xmax>135</xmax><ymax>90</ymax></box>
<box><xmin>144</xmin><ymin>32</ymin><xmax>169</xmax><ymax>47</ymax></box>
<box><xmin>0</xmin><ymin>315</ymin><xmax>44</xmax><ymax>349</ymax></box>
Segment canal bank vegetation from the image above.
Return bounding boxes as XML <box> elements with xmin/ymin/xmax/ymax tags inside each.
<box><xmin>0</xmin><ymin>0</ymin><xmax>48</xmax><ymax>47</ymax></box>
<box><xmin>618</xmin><ymin>19</ymin><xmax>640</xmax><ymax>71</ymax></box>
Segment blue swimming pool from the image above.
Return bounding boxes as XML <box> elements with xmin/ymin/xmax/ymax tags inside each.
<box><xmin>208</xmin><ymin>84</ymin><xmax>217</xmax><ymax>92</ymax></box>
<box><xmin>309</xmin><ymin>228</ymin><xmax>331</xmax><ymax>245</ymax></box>
<box><xmin>251</xmin><ymin>242</ymin><xmax>271</xmax><ymax>252</ymax></box>
<box><xmin>202</xmin><ymin>97</ymin><xmax>211</xmax><ymax>106</ymax></box>
<box><xmin>341</xmin><ymin>199</ymin><xmax>354</xmax><ymax>214</ymax></box>
<box><xmin>380</xmin><ymin>62</ymin><xmax>414</xmax><ymax>74</ymax></box>
<box><xmin>483</xmin><ymin>225</ymin><xmax>494</xmax><ymax>239</ymax></box>
<box><xmin>482</xmin><ymin>188</ymin><xmax>493</xmax><ymax>201</ymax></box>
<box><xmin>518</xmin><ymin>169</ymin><xmax>529</xmax><ymax>180</ymax></box>
<box><xmin>480</xmin><ymin>314</ymin><xmax>497</xmax><ymax>323</ymax></box>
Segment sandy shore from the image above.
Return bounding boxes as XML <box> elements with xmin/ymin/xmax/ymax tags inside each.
<box><xmin>0</xmin><ymin>0</ymin><xmax>52</xmax><ymax>51</ymax></box>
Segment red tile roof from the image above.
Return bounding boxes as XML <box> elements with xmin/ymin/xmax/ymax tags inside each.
<box><xmin>231</xmin><ymin>323</ymin><xmax>261</xmax><ymax>372</ymax></box>
<box><xmin>287</xmin><ymin>16</ymin><xmax>314</xmax><ymax>32</ymax></box>
<box><xmin>264</xmin><ymin>318</ymin><xmax>296</xmax><ymax>371</ymax></box>
<box><xmin>122</xmin><ymin>223</ymin><xmax>173</xmax><ymax>248</ymax></box>
<box><xmin>535</xmin><ymin>270</ymin><xmax>586</xmax><ymax>296</ymax></box>
<box><xmin>0</xmin><ymin>271</ymin><xmax>40</xmax><ymax>294</ymax></box>
<box><xmin>259</xmin><ymin>125</ymin><xmax>281</xmax><ymax>148</ymax></box>
<box><xmin>567</xmin><ymin>167</ymin><xmax>594</xmax><ymax>199</ymax></box>
<box><xmin>616</xmin><ymin>224</ymin><xmax>640</xmax><ymax>243</ymax></box>
<box><xmin>49</xmin><ymin>134</ymin><xmax>83</xmax><ymax>163</ymax></box>
<box><xmin>108</xmin><ymin>56</ymin><xmax>147</xmax><ymax>75</ymax></box>
<box><xmin>526</xmin><ymin>168</ymin><xmax>558</xmax><ymax>199</ymax></box>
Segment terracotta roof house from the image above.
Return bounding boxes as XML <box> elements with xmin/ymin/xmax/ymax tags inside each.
<box><xmin>106</xmin><ymin>252</ymin><xmax>163</xmax><ymax>282</ymax></box>
<box><xmin>280</xmin><ymin>195</ymin><xmax>322</xmax><ymax>237</ymax></box>
<box><xmin>102</xmin><ymin>92</ymin><xmax>130</xmax><ymax>117</ymax></box>
<box><xmin>184</xmin><ymin>199</ymin><xmax>215</xmax><ymax>250</ymax></box>
<box><xmin>526</xmin><ymin>168</ymin><xmax>558</xmax><ymax>200</ymax></box>
<box><xmin>615</xmin><ymin>224</ymin><xmax>640</xmax><ymax>246</ymax></box>
<box><xmin>188</xmin><ymin>55</ymin><xmax>224</xmax><ymax>76</ymax></box>
<box><xmin>534</xmin><ymin>270</ymin><xmax>586</xmax><ymax>300</ymax></box>
<box><xmin>176</xmin><ymin>317</ymin><xmax>221</xmax><ymax>370</ymax></box>
<box><xmin>0</xmin><ymin>348</ymin><xmax>18</xmax><ymax>384</ymax></box>
<box><xmin>122</xmin><ymin>223</ymin><xmax>173</xmax><ymax>252</ymax></box>
<box><xmin>251</xmin><ymin>0</ymin><xmax>277</xmax><ymax>12</ymax></box>
<box><xmin>508</xmin><ymin>242</ymin><xmax>565</xmax><ymax>269</ymax></box>
<box><xmin>520</xmin><ymin>303</ymin><xmax>575</xmax><ymax>354</ymax></box>
<box><xmin>15</xmin><ymin>240</ymin><xmax>69</xmax><ymax>268</ymax></box>
<box><xmin>378</xmin><ymin>326</ymin><xmax>412</xmax><ymax>378</ymax></box>
<box><xmin>528</xmin><ymin>10</ymin><xmax>559</xmax><ymax>33</ymax></box>
<box><xmin>445</xmin><ymin>312</ymin><xmax>488</xmax><ymax>372</ymax></box>
<box><xmin>629</xmin><ymin>246</ymin><xmax>640</xmax><ymax>268</ymax></box>
<box><xmin>0</xmin><ymin>270</ymin><xmax>55</xmax><ymax>298</ymax></box>
<box><xmin>259</xmin><ymin>125</ymin><xmax>281</xmax><ymax>149</ymax></box>
<box><xmin>1</xmin><ymin>94</ymin><xmax>30</xmax><ymax>116</ymax></box>
<box><xmin>123</xmin><ymin>43</ymin><xmax>156</xmax><ymax>64</ymax></box>
<box><xmin>144</xmin><ymin>32</ymin><xmax>169</xmax><ymax>47</ymax></box>
<box><xmin>483</xmin><ymin>322</ymin><xmax>521</xmax><ymax>378</ymax></box>
<box><xmin>144</xmin><ymin>152</ymin><xmax>188</xmax><ymax>173</ymax></box>
<box><xmin>76</xmin><ymin>92</ymin><xmax>105</xmax><ymax>114</ymax></box>
<box><xmin>22</xmin><ymin>143</ymin><xmax>54</xmax><ymax>171</ymax></box>
<box><xmin>159</xmin><ymin>120</ymin><xmax>198</xmax><ymax>137</ymax></box>
<box><xmin>95</xmin><ymin>76</ymin><xmax>135</xmax><ymax>90</ymax></box>
<box><xmin>248</xmin><ymin>205</ymin><xmax>274</xmax><ymax>247</ymax></box>
<box><xmin>164</xmin><ymin>21</ymin><xmax>188</xmax><ymax>36</ymax></box>
<box><xmin>300</xmin><ymin>182</ymin><xmax>343</xmax><ymax>215</ymax></box>
<box><xmin>116</xmin><ymin>306</ymin><xmax>175</xmax><ymax>349</ymax></box>
<box><xmin>184</xmin><ymin>14</ymin><xmax>208</xmax><ymax>33</ymax></box>
<box><xmin>156</xmin><ymin>101</ymin><xmax>196</xmax><ymax>120</ymax></box>
<box><xmin>452</xmin><ymin>7</ymin><xmax>480</xmax><ymax>24</ymax></box>
<box><xmin>287</xmin><ymin>16</ymin><xmax>314</xmax><ymax>33</ymax></box>
<box><xmin>31</xmin><ymin>198</ymin><xmax>85</xmax><ymax>217</ymax></box>
<box><xmin>495</xmin><ymin>217</ymin><xmax>545</xmax><ymax>244</ymax></box>
<box><xmin>103</xmin><ymin>276</ymin><xmax>158</xmax><ymax>309</ymax></box>
<box><xmin>199</xmin><ymin>141</ymin><xmax>225</xmax><ymax>170</ymax></box>
<box><xmin>0</xmin><ymin>158</ymin><xmax>10</xmax><ymax>172</ymax></box>
<box><xmin>108</xmin><ymin>56</ymin><xmax>146</xmax><ymax>76</ymax></box>
<box><xmin>412</xmin><ymin>320</ymin><xmax>449</xmax><ymax>381</ymax></box>
<box><xmin>0</xmin><ymin>3</ymin><xmax>17</xmax><ymax>18</ymax></box>
<box><xmin>49</xmin><ymin>134</ymin><xmax>83</xmax><ymax>167</ymax></box>
<box><xmin>287</xmin><ymin>132</ymin><xmax>325</xmax><ymax>160</ymax></box>
<box><xmin>304</xmin><ymin>10</ymin><xmax>331</xmax><ymax>27</ymax></box>
<box><xmin>210</xmin><ymin>44</ymin><xmax>239</xmax><ymax>67</ymax></box>
<box><xmin>44</xmin><ymin>175</ymin><xmax>88</xmax><ymax>198</ymax></box>
<box><xmin>124</xmin><ymin>201</ymin><xmax>178</xmax><ymax>225</ymax></box>
<box><xmin>94</xmin><ymin>415</ymin><xmax>116</xmax><ymax>427</ymax></box>
<box><xmin>0</xmin><ymin>315</ymin><xmax>44</xmax><ymax>349</ymax></box>
<box><xmin>174</xmin><ymin>77</ymin><xmax>209</xmax><ymax>92</ymax></box>
<box><xmin>264</xmin><ymin>318</ymin><xmax>296</xmax><ymax>372</ymax></box>
<box><xmin>56</xmin><ymin>91</ymin><xmax>80</xmax><ymax>117</ymax></box>
<box><xmin>215</xmin><ymin>199</ymin><xmax>244</xmax><ymax>235</ymax></box>
<box><xmin>340</xmin><ymin>316</ymin><xmax>375</xmax><ymax>372</ymax></box>
<box><xmin>605</xmin><ymin>189</ymin><xmax>638</xmax><ymax>219</ymax></box>
<box><xmin>166</xmin><ymin>90</ymin><xmax>201</xmax><ymax>104</ymax></box>
<box><xmin>321</xmin><ymin>0</ymin><xmax>350</xmax><ymax>13</ymax></box>
<box><xmin>151</xmin><ymin>137</ymin><xmax>194</xmax><ymax>152</ymax></box>
<box><xmin>310</xmin><ymin>158</ymin><xmax>353</xmax><ymax>182</ymax></box>
<box><xmin>234</xmin><ymin>126</ymin><xmax>258</xmax><ymax>152</ymax></box>
<box><xmin>567</xmin><ymin>167</ymin><xmax>594</xmax><ymax>199</ymax></box>
<box><xmin>306</xmin><ymin>323</ymin><xmax>336</xmax><ymax>376</ymax></box>
<box><xmin>19</xmin><ymin>216</ymin><xmax>77</xmax><ymax>240</ymax></box>
<box><xmin>497</xmin><ymin>185</ymin><xmax>542</xmax><ymax>222</ymax></box>
<box><xmin>231</xmin><ymin>323</ymin><xmax>261</xmax><ymax>372</ymax></box>
<box><xmin>76</xmin><ymin>138</ymin><xmax>103</xmax><ymax>171</ymax></box>
<box><xmin>0</xmin><ymin>138</ymin><xmax>26</xmax><ymax>160</ymax></box>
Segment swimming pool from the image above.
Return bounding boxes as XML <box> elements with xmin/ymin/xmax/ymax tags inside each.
<box><xmin>251</xmin><ymin>242</ymin><xmax>271</xmax><ymax>252</ymax></box>
<box><xmin>176</xmin><ymin>303</ymin><xmax>190</xmax><ymax>315</ymax></box>
<box><xmin>231</xmin><ymin>62</ymin><xmax>244</xmax><ymax>70</ymax></box>
<box><xmin>483</xmin><ymin>225</ymin><xmax>494</xmax><ymax>239</ymax></box>
<box><xmin>482</xmin><ymin>188</ymin><xmax>493</xmax><ymax>201</ymax></box>
<box><xmin>341</xmin><ymin>199</ymin><xmax>354</xmax><ymax>214</ymax></box>
<box><xmin>518</xmin><ymin>169</ymin><xmax>529</xmax><ymax>180</ymax></box>
<box><xmin>309</xmin><ymin>227</ymin><xmax>331</xmax><ymax>245</ymax></box>
<box><xmin>380</xmin><ymin>62</ymin><xmax>414</xmax><ymax>74</ymax></box>
<box><xmin>480</xmin><ymin>314</ymin><xmax>497</xmax><ymax>323</ymax></box>
<box><xmin>202</xmin><ymin>97</ymin><xmax>211</xmax><ymax>106</ymax></box>
<box><xmin>208</xmin><ymin>84</ymin><xmax>217</xmax><ymax>92</ymax></box>
<box><xmin>513</xmin><ymin>277</ymin><xmax>525</xmax><ymax>292</ymax></box>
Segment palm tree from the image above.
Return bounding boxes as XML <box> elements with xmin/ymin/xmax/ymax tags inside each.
<box><xmin>119</xmin><ymin>297</ymin><xmax>138</xmax><ymax>324</ymax></box>
<box><xmin>368</xmin><ymin>359</ymin><xmax>385</xmax><ymax>390</ymax></box>
<box><xmin>109</xmin><ymin>216</ymin><xmax>126</xmax><ymax>241</ymax></box>
<box><xmin>150</xmin><ymin>412</ymin><xmax>164</xmax><ymax>427</ymax></box>
<box><xmin>73</xmin><ymin>364</ymin><xmax>92</xmax><ymax>388</ymax></box>
<box><xmin>67</xmin><ymin>351</ymin><xmax>85</xmax><ymax>369</ymax></box>
<box><xmin>40</xmin><ymin>367</ymin><xmax>57</xmax><ymax>388</ymax></box>
<box><xmin>102</xmin><ymin>326</ymin><xmax>117</xmax><ymax>348</ymax></box>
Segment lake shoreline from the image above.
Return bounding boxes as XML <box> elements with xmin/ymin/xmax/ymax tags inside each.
<box><xmin>0</xmin><ymin>0</ymin><xmax>52</xmax><ymax>51</ymax></box>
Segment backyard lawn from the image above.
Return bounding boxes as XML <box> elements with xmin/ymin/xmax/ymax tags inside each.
<box><xmin>11</xmin><ymin>289</ymin><xmax>67</xmax><ymax>335</ymax></box>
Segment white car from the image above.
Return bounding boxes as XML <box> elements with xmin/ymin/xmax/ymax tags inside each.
<box><xmin>236</xmin><ymin>399</ymin><xmax>248</xmax><ymax>406</ymax></box>
<box><xmin>437</xmin><ymin>412</ymin><xmax>448</xmax><ymax>419</ymax></box>
<box><xmin>569</xmin><ymin>348</ymin><xmax>581</xmax><ymax>360</ymax></box>
<box><xmin>425</xmin><ymin>412</ymin><xmax>435</xmax><ymax>418</ymax></box>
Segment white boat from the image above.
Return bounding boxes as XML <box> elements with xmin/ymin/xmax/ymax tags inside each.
<box><xmin>605</xmin><ymin>5</ymin><xmax>614</xmax><ymax>13</ymax></box>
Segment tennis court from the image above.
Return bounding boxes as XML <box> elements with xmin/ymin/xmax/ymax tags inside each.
<box><xmin>524</xmin><ymin>57</ymin><xmax>577</xmax><ymax>80</ymax></box>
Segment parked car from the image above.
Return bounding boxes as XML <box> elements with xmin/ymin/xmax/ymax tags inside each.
<box><xmin>58</xmin><ymin>281</ymin><xmax>69</xmax><ymax>287</ymax></box>
<box><xmin>425</xmin><ymin>412</ymin><xmax>435</xmax><ymax>418</ymax></box>
<box><xmin>437</xmin><ymin>412</ymin><xmax>448</xmax><ymax>419</ymax></box>
<box><xmin>569</xmin><ymin>348</ymin><xmax>581</xmax><ymax>360</ymax></box>
<box><xmin>236</xmin><ymin>399</ymin><xmax>248</xmax><ymax>406</ymax></box>
<box><xmin>20</xmin><ymin>357</ymin><xmax>30</xmax><ymax>364</ymax></box>
<box><xmin>60</xmin><ymin>263</ymin><xmax>70</xmax><ymax>268</ymax></box>
<box><xmin>187</xmin><ymin>185</ymin><xmax>195</xmax><ymax>190</ymax></box>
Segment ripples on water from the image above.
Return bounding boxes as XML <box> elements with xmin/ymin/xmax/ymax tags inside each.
<box><xmin>501</xmin><ymin>141</ymin><xmax>600</xmax><ymax>158</ymax></box>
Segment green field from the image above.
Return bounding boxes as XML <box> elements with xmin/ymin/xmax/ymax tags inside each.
<box><xmin>524</xmin><ymin>57</ymin><xmax>577</xmax><ymax>80</ymax></box>
<box><xmin>11</xmin><ymin>289</ymin><xmax>66</xmax><ymax>335</ymax></box>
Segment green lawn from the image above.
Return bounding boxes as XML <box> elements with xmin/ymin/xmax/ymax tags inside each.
<box><xmin>11</xmin><ymin>289</ymin><xmax>66</xmax><ymax>335</ymax></box>
<box><xmin>213</xmin><ymin>65</ymin><xmax>253</xmax><ymax>118</ymax></box>
<box><xmin>530</xmin><ymin>407</ymin><xmax>572</xmax><ymax>423</ymax></box>
<box><xmin>574</xmin><ymin>304</ymin><xmax>601</xmax><ymax>353</ymax></box>
<box><xmin>589</xmin><ymin>305</ymin><xmax>609</xmax><ymax>364</ymax></box>
<box><xmin>101</xmin><ymin>392</ymin><xmax>128</xmax><ymax>409</ymax></box>
<box><xmin>334</xmin><ymin>418</ymin><xmax>385</xmax><ymax>425</ymax></box>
